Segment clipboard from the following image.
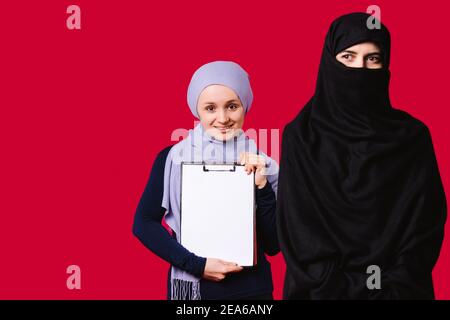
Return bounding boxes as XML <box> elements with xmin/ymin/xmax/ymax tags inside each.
<box><xmin>180</xmin><ymin>162</ymin><xmax>256</xmax><ymax>267</ymax></box>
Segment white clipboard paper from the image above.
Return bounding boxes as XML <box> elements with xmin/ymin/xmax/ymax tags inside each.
<box><xmin>180</xmin><ymin>162</ymin><xmax>256</xmax><ymax>267</ymax></box>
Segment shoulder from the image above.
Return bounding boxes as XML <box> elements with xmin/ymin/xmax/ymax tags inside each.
<box><xmin>157</xmin><ymin>145</ymin><xmax>174</xmax><ymax>160</ymax></box>
<box><xmin>282</xmin><ymin>101</ymin><xmax>313</xmax><ymax>136</ymax></box>
<box><xmin>282</xmin><ymin>108</ymin><xmax>307</xmax><ymax>137</ymax></box>
<box><xmin>391</xmin><ymin>108</ymin><xmax>431</xmax><ymax>139</ymax></box>
<box><xmin>283</xmin><ymin>121</ymin><xmax>294</xmax><ymax>135</ymax></box>
<box><xmin>152</xmin><ymin>145</ymin><xmax>174</xmax><ymax>169</ymax></box>
<box><xmin>279</xmin><ymin>120</ymin><xmax>298</xmax><ymax>145</ymax></box>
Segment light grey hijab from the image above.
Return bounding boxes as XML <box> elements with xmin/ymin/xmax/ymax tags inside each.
<box><xmin>187</xmin><ymin>61</ymin><xmax>254</xmax><ymax>118</ymax></box>
<box><xmin>162</xmin><ymin>61</ymin><xmax>278</xmax><ymax>300</ymax></box>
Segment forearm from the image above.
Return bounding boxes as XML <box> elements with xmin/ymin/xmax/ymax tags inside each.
<box><xmin>133</xmin><ymin>209</ymin><xmax>206</xmax><ymax>277</ymax></box>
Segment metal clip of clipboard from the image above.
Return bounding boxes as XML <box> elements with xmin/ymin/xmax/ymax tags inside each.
<box><xmin>203</xmin><ymin>164</ymin><xmax>237</xmax><ymax>172</ymax></box>
<box><xmin>181</xmin><ymin>161</ymin><xmax>240</xmax><ymax>172</ymax></box>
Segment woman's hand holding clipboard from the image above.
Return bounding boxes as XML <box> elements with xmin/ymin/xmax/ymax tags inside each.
<box><xmin>200</xmin><ymin>152</ymin><xmax>267</xmax><ymax>282</ymax></box>
<box><xmin>240</xmin><ymin>152</ymin><xmax>268</xmax><ymax>189</ymax></box>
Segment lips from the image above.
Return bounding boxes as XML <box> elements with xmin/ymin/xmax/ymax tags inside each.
<box><xmin>215</xmin><ymin>125</ymin><xmax>233</xmax><ymax>133</ymax></box>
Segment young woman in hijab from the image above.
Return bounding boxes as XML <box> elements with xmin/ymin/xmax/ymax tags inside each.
<box><xmin>133</xmin><ymin>61</ymin><xmax>280</xmax><ymax>300</ymax></box>
<box><xmin>276</xmin><ymin>13</ymin><xmax>447</xmax><ymax>299</ymax></box>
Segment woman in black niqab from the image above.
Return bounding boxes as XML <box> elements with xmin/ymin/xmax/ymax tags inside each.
<box><xmin>276</xmin><ymin>12</ymin><xmax>447</xmax><ymax>299</ymax></box>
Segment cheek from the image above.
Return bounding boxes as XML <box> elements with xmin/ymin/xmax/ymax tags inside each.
<box><xmin>336</xmin><ymin>56</ymin><xmax>347</xmax><ymax>64</ymax></box>
<box><xmin>368</xmin><ymin>63</ymin><xmax>383</xmax><ymax>69</ymax></box>
<box><xmin>198</xmin><ymin>113</ymin><xmax>215</xmax><ymax>127</ymax></box>
<box><xmin>340</xmin><ymin>59</ymin><xmax>353</xmax><ymax>66</ymax></box>
<box><xmin>232</xmin><ymin>110</ymin><xmax>245</xmax><ymax>126</ymax></box>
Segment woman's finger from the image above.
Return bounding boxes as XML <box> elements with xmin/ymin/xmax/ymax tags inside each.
<box><xmin>256</xmin><ymin>166</ymin><xmax>266</xmax><ymax>176</ymax></box>
<box><xmin>241</xmin><ymin>152</ymin><xmax>249</xmax><ymax>164</ymax></box>
<box><xmin>253</xmin><ymin>155</ymin><xmax>266</xmax><ymax>166</ymax></box>
<box><xmin>241</xmin><ymin>153</ymin><xmax>266</xmax><ymax>172</ymax></box>
<box><xmin>241</xmin><ymin>152</ymin><xmax>256</xmax><ymax>165</ymax></box>
<box><xmin>223</xmin><ymin>261</ymin><xmax>239</xmax><ymax>266</ymax></box>
<box><xmin>245</xmin><ymin>164</ymin><xmax>255</xmax><ymax>174</ymax></box>
<box><xmin>248</xmin><ymin>154</ymin><xmax>265</xmax><ymax>166</ymax></box>
<box><xmin>216</xmin><ymin>274</ymin><xmax>226</xmax><ymax>281</ymax></box>
<box><xmin>225</xmin><ymin>265</ymin><xmax>244</xmax><ymax>273</ymax></box>
<box><xmin>239</xmin><ymin>152</ymin><xmax>246</xmax><ymax>165</ymax></box>
<box><xmin>246</xmin><ymin>154</ymin><xmax>257</xmax><ymax>165</ymax></box>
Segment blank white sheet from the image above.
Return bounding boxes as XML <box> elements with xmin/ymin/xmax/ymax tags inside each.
<box><xmin>180</xmin><ymin>163</ymin><xmax>255</xmax><ymax>266</ymax></box>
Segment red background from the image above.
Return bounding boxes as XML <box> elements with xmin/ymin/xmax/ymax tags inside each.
<box><xmin>1</xmin><ymin>0</ymin><xmax>449</xmax><ymax>299</ymax></box>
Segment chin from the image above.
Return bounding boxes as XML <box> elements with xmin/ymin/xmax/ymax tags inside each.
<box><xmin>213</xmin><ymin>130</ymin><xmax>237</xmax><ymax>141</ymax></box>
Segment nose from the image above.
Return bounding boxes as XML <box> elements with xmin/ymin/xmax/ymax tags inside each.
<box><xmin>356</xmin><ymin>57</ymin><xmax>365</xmax><ymax>68</ymax></box>
<box><xmin>217</xmin><ymin>108</ymin><xmax>229</xmax><ymax>124</ymax></box>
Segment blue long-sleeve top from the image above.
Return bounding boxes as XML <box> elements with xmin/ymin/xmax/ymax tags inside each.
<box><xmin>133</xmin><ymin>145</ymin><xmax>280</xmax><ymax>299</ymax></box>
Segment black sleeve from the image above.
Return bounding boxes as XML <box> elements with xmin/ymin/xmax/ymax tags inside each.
<box><xmin>255</xmin><ymin>182</ymin><xmax>280</xmax><ymax>256</ymax></box>
<box><xmin>372</xmin><ymin>128</ymin><xmax>447</xmax><ymax>299</ymax></box>
<box><xmin>132</xmin><ymin>146</ymin><xmax>207</xmax><ymax>277</ymax></box>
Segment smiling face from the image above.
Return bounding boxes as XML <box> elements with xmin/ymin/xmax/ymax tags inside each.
<box><xmin>196</xmin><ymin>85</ymin><xmax>245</xmax><ymax>141</ymax></box>
<box><xmin>336</xmin><ymin>42</ymin><xmax>383</xmax><ymax>69</ymax></box>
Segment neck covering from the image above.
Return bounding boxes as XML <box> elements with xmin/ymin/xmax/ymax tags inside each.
<box><xmin>162</xmin><ymin>61</ymin><xmax>279</xmax><ymax>300</ymax></box>
<box><xmin>276</xmin><ymin>12</ymin><xmax>446</xmax><ymax>299</ymax></box>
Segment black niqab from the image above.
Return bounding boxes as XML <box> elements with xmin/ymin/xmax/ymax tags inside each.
<box><xmin>277</xmin><ymin>12</ymin><xmax>447</xmax><ymax>299</ymax></box>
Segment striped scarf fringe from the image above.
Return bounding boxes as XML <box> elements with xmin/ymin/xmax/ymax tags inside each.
<box><xmin>171</xmin><ymin>279</ymin><xmax>201</xmax><ymax>300</ymax></box>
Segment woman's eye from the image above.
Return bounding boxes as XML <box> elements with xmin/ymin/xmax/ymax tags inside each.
<box><xmin>227</xmin><ymin>104</ymin><xmax>238</xmax><ymax>110</ymax></box>
<box><xmin>205</xmin><ymin>105</ymin><xmax>215</xmax><ymax>112</ymax></box>
<box><xmin>342</xmin><ymin>54</ymin><xmax>352</xmax><ymax>60</ymax></box>
<box><xmin>367</xmin><ymin>55</ymin><xmax>380</xmax><ymax>63</ymax></box>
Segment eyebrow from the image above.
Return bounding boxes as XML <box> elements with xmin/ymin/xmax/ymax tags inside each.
<box><xmin>341</xmin><ymin>50</ymin><xmax>358</xmax><ymax>55</ymax></box>
<box><xmin>340</xmin><ymin>50</ymin><xmax>381</xmax><ymax>57</ymax></box>
<box><xmin>202</xmin><ymin>99</ymin><xmax>240</xmax><ymax>105</ymax></box>
<box><xmin>364</xmin><ymin>52</ymin><xmax>381</xmax><ymax>57</ymax></box>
